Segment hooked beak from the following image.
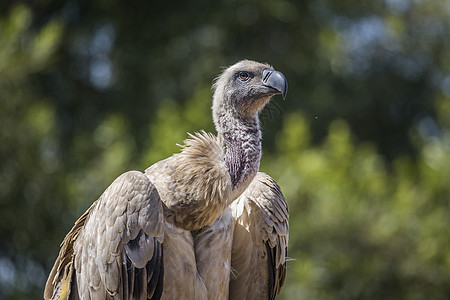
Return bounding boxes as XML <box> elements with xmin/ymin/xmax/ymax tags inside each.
<box><xmin>261</xmin><ymin>68</ymin><xmax>288</xmax><ymax>99</ymax></box>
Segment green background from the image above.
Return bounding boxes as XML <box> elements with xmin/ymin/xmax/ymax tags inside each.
<box><xmin>0</xmin><ymin>1</ymin><xmax>449</xmax><ymax>299</ymax></box>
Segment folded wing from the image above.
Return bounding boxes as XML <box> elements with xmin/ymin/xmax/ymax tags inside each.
<box><xmin>229</xmin><ymin>172</ymin><xmax>289</xmax><ymax>300</ymax></box>
<box><xmin>44</xmin><ymin>171</ymin><xmax>164</xmax><ymax>300</ymax></box>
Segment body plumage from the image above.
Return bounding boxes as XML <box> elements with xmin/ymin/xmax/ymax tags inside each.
<box><xmin>45</xmin><ymin>60</ymin><xmax>289</xmax><ymax>300</ymax></box>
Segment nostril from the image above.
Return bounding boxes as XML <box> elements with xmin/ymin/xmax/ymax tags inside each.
<box><xmin>262</xmin><ymin>69</ymin><xmax>273</xmax><ymax>83</ymax></box>
<box><xmin>260</xmin><ymin>69</ymin><xmax>288</xmax><ymax>99</ymax></box>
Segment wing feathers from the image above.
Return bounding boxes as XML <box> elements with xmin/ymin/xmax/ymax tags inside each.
<box><xmin>230</xmin><ymin>172</ymin><xmax>289</xmax><ymax>300</ymax></box>
<box><xmin>146</xmin><ymin>239</ymin><xmax>164</xmax><ymax>299</ymax></box>
<box><xmin>125</xmin><ymin>231</ymin><xmax>155</xmax><ymax>269</ymax></box>
<box><xmin>44</xmin><ymin>170</ymin><xmax>164</xmax><ymax>300</ymax></box>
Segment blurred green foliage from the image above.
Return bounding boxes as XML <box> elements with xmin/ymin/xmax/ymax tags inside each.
<box><xmin>0</xmin><ymin>1</ymin><xmax>449</xmax><ymax>299</ymax></box>
<box><xmin>264</xmin><ymin>112</ymin><xmax>450</xmax><ymax>299</ymax></box>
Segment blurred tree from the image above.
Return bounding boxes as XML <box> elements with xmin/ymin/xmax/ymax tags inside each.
<box><xmin>265</xmin><ymin>109</ymin><xmax>450</xmax><ymax>299</ymax></box>
<box><xmin>0</xmin><ymin>0</ymin><xmax>449</xmax><ymax>299</ymax></box>
<box><xmin>0</xmin><ymin>4</ymin><xmax>64</xmax><ymax>298</ymax></box>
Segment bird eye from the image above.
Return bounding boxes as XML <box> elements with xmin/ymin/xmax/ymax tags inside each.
<box><xmin>238</xmin><ymin>72</ymin><xmax>250</xmax><ymax>81</ymax></box>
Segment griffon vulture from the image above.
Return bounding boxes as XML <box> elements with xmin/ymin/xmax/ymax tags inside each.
<box><xmin>44</xmin><ymin>60</ymin><xmax>289</xmax><ymax>300</ymax></box>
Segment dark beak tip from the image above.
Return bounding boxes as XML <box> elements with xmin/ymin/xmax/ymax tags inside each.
<box><xmin>281</xmin><ymin>80</ymin><xmax>288</xmax><ymax>100</ymax></box>
<box><xmin>262</xmin><ymin>68</ymin><xmax>288</xmax><ymax>100</ymax></box>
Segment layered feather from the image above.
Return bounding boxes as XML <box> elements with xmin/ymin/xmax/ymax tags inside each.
<box><xmin>145</xmin><ymin>131</ymin><xmax>232</xmax><ymax>231</ymax></box>
<box><xmin>44</xmin><ymin>171</ymin><xmax>164</xmax><ymax>300</ymax></box>
<box><xmin>229</xmin><ymin>172</ymin><xmax>289</xmax><ymax>300</ymax></box>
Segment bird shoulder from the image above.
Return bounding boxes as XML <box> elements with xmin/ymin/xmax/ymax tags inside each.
<box><xmin>145</xmin><ymin>131</ymin><xmax>233</xmax><ymax>231</ymax></box>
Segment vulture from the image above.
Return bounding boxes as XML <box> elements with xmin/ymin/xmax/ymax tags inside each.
<box><xmin>44</xmin><ymin>60</ymin><xmax>289</xmax><ymax>300</ymax></box>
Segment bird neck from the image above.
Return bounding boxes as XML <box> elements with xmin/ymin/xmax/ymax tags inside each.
<box><xmin>218</xmin><ymin>112</ymin><xmax>262</xmax><ymax>200</ymax></box>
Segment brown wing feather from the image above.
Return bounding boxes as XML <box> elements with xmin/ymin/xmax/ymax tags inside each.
<box><xmin>44</xmin><ymin>171</ymin><xmax>164</xmax><ymax>300</ymax></box>
<box><xmin>44</xmin><ymin>202</ymin><xmax>94</xmax><ymax>300</ymax></box>
<box><xmin>229</xmin><ymin>172</ymin><xmax>289</xmax><ymax>300</ymax></box>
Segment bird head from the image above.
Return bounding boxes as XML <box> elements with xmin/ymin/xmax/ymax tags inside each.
<box><xmin>212</xmin><ymin>60</ymin><xmax>288</xmax><ymax>120</ymax></box>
